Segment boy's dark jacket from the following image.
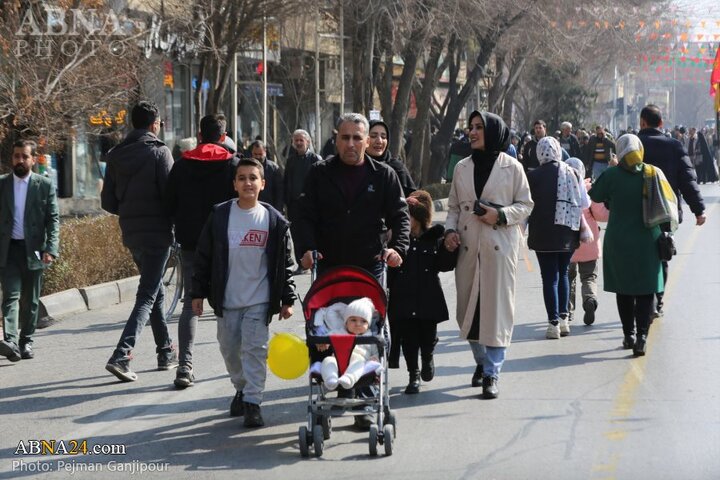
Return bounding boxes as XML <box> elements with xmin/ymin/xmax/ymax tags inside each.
<box><xmin>191</xmin><ymin>200</ymin><xmax>296</xmax><ymax>321</ymax></box>
<box><xmin>387</xmin><ymin>224</ymin><xmax>456</xmax><ymax>322</ymax></box>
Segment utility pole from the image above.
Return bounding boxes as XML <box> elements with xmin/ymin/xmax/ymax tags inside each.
<box><xmin>262</xmin><ymin>15</ymin><xmax>268</xmax><ymax>144</ymax></box>
<box><xmin>314</xmin><ymin>8</ymin><xmax>321</xmax><ymax>148</ymax></box>
<box><xmin>339</xmin><ymin>0</ymin><xmax>344</xmax><ymax>116</ymax></box>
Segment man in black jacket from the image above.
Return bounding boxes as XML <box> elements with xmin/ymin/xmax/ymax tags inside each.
<box><xmin>296</xmin><ymin>113</ymin><xmax>409</xmax><ymax>277</ymax></box>
<box><xmin>283</xmin><ymin>129</ymin><xmax>321</xmax><ymax>271</ymax></box>
<box><xmin>520</xmin><ymin>120</ymin><xmax>547</xmax><ymax>172</ymax></box>
<box><xmin>250</xmin><ymin>139</ymin><xmax>283</xmax><ymax>211</ymax></box>
<box><xmin>638</xmin><ymin>104</ymin><xmax>707</xmax><ymax>316</ymax></box>
<box><xmin>101</xmin><ymin>101</ymin><xmax>176</xmax><ymax>382</ymax></box>
<box><xmin>295</xmin><ymin>112</ymin><xmax>410</xmax><ymax>429</ymax></box>
<box><xmin>164</xmin><ymin>113</ymin><xmax>238</xmax><ymax>388</ymax></box>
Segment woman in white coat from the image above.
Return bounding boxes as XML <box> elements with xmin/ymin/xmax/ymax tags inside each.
<box><xmin>444</xmin><ymin>111</ymin><xmax>533</xmax><ymax>399</ymax></box>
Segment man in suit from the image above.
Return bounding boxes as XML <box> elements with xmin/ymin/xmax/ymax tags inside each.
<box><xmin>0</xmin><ymin>139</ymin><xmax>60</xmax><ymax>362</ymax></box>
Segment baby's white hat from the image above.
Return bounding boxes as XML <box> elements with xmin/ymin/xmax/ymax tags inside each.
<box><xmin>344</xmin><ymin>297</ymin><xmax>374</xmax><ymax>324</ymax></box>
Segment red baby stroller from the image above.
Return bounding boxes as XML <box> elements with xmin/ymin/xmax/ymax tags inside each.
<box><xmin>298</xmin><ymin>265</ymin><xmax>397</xmax><ymax>457</ymax></box>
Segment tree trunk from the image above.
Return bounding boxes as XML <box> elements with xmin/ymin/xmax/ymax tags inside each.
<box><xmin>388</xmin><ymin>43</ymin><xmax>421</xmax><ymax>158</ymax></box>
<box><xmin>409</xmin><ymin>36</ymin><xmax>445</xmax><ymax>182</ymax></box>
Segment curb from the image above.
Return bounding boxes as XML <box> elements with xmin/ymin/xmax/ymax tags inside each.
<box><xmin>37</xmin><ymin>275</ymin><xmax>140</xmax><ymax>328</ymax></box>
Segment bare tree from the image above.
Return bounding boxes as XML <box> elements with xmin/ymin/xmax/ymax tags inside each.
<box><xmin>0</xmin><ymin>1</ymin><xmax>152</xmax><ymax>162</ymax></box>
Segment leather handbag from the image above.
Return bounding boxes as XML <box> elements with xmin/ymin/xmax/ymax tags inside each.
<box><xmin>657</xmin><ymin>232</ymin><xmax>676</xmax><ymax>261</ymax></box>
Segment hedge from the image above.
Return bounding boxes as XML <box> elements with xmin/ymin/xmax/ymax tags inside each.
<box><xmin>42</xmin><ymin>215</ymin><xmax>137</xmax><ymax>296</ymax></box>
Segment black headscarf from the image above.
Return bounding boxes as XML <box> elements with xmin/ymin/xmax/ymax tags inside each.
<box><xmin>368</xmin><ymin>120</ymin><xmax>391</xmax><ymax>163</ymax></box>
<box><xmin>468</xmin><ymin>110</ymin><xmax>511</xmax><ymax>157</ymax></box>
<box><xmin>468</xmin><ymin>111</ymin><xmax>510</xmax><ymax>198</ymax></box>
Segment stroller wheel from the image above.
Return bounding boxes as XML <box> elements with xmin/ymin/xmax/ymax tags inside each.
<box><xmin>312</xmin><ymin>425</ymin><xmax>324</xmax><ymax>457</ymax></box>
<box><xmin>384</xmin><ymin>408</ymin><xmax>397</xmax><ymax>437</ymax></box>
<box><xmin>320</xmin><ymin>415</ymin><xmax>332</xmax><ymax>440</ymax></box>
<box><xmin>298</xmin><ymin>426</ymin><xmax>310</xmax><ymax>457</ymax></box>
<box><xmin>368</xmin><ymin>424</ymin><xmax>378</xmax><ymax>456</ymax></box>
<box><xmin>383</xmin><ymin>424</ymin><xmax>394</xmax><ymax>456</ymax></box>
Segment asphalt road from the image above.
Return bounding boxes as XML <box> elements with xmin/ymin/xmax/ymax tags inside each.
<box><xmin>1</xmin><ymin>185</ymin><xmax>718</xmax><ymax>480</ymax></box>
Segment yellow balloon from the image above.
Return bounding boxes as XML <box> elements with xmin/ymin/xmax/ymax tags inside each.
<box><xmin>267</xmin><ymin>332</ymin><xmax>309</xmax><ymax>380</ymax></box>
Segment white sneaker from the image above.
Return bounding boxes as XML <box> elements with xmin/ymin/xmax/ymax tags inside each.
<box><xmin>546</xmin><ymin>324</ymin><xmax>561</xmax><ymax>339</ymax></box>
<box><xmin>559</xmin><ymin>318</ymin><xmax>570</xmax><ymax>337</ymax></box>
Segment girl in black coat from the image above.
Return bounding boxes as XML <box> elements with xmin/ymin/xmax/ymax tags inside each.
<box><xmin>388</xmin><ymin>190</ymin><xmax>457</xmax><ymax>394</ymax></box>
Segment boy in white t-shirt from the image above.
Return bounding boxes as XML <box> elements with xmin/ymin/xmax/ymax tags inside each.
<box><xmin>191</xmin><ymin>158</ymin><xmax>297</xmax><ymax>428</ymax></box>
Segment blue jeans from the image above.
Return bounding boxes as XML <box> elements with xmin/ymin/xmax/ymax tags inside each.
<box><xmin>112</xmin><ymin>246</ymin><xmax>173</xmax><ymax>361</ymax></box>
<box><xmin>592</xmin><ymin>161</ymin><xmax>609</xmax><ymax>180</ymax></box>
<box><xmin>536</xmin><ymin>251</ymin><xmax>573</xmax><ymax>322</ymax></box>
<box><xmin>217</xmin><ymin>304</ymin><xmax>270</xmax><ymax>405</ymax></box>
<box><xmin>469</xmin><ymin>342</ymin><xmax>506</xmax><ymax>380</ymax></box>
<box><xmin>178</xmin><ymin>249</ymin><xmax>198</xmax><ymax>367</ymax></box>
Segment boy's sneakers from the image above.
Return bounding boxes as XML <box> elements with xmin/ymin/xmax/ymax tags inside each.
<box><xmin>559</xmin><ymin>317</ymin><xmax>571</xmax><ymax>337</ymax></box>
<box><xmin>546</xmin><ymin>323</ymin><xmax>561</xmax><ymax>340</ymax></box>
<box><xmin>583</xmin><ymin>298</ymin><xmax>597</xmax><ymax>325</ymax></box>
<box><xmin>230</xmin><ymin>391</ymin><xmax>244</xmax><ymax>417</ymax></box>
<box><xmin>105</xmin><ymin>358</ymin><xmax>138</xmax><ymax>382</ymax></box>
<box><xmin>174</xmin><ymin>366</ymin><xmax>194</xmax><ymax>389</ymax></box>
<box><xmin>157</xmin><ymin>349</ymin><xmax>179</xmax><ymax>370</ymax></box>
<box><xmin>243</xmin><ymin>402</ymin><xmax>264</xmax><ymax>428</ymax></box>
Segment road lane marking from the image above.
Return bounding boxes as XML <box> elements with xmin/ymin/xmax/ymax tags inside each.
<box><xmin>590</xmin><ymin>200</ymin><xmax>716</xmax><ymax>479</ymax></box>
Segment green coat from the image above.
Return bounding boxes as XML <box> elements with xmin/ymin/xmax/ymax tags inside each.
<box><xmin>0</xmin><ymin>173</ymin><xmax>60</xmax><ymax>270</ymax></box>
<box><xmin>589</xmin><ymin>166</ymin><xmax>663</xmax><ymax>295</ymax></box>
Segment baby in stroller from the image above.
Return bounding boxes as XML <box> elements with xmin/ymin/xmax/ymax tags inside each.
<box><xmin>317</xmin><ymin>298</ymin><xmax>380</xmax><ymax>390</ymax></box>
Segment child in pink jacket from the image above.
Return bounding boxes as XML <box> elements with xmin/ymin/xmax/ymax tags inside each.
<box><xmin>566</xmin><ymin>158</ymin><xmax>609</xmax><ymax>325</ymax></box>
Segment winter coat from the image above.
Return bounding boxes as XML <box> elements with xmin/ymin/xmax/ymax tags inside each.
<box><xmin>384</xmin><ymin>157</ymin><xmax>416</xmax><ymax>197</ymax></box>
<box><xmin>571</xmin><ymin>178</ymin><xmax>609</xmax><ymax>263</ymax></box>
<box><xmin>445</xmin><ymin>152</ymin><xmax>533</xmax><ymax>347</ymax></box>
<box><xmin>559</xmin><ymin>133</ymin><xmax>583</xmax><ymax>159</ymax></box>
<box><xmin>284</xmin><ymin>149</ymin><xmax>321</xmax><ymax>215</ymax></box>
<box><xmin>589</xmin><ymin>167</ymin><xmax>663</xmax><ymax>295</ymax></box>
<box><xmin>163</xmin><ymin>143</ymin><xmax>238</xmax><ymax>251</ymax></box>
<box><xmin>583</xmin><ymin>134</ymin><xmax>616</xmax><ymax>169</ymax></box>
<box><xmin>387</xmin><ymin>224</ymin><xmax>456</xmax><ymax>323</ymax></box>
<box><xmin>638</xmin><ymin>128</ymin><xmax>705</xmax><ymax>223</ymax></box>
<box><xmin>295</xmin><ymin>154</ymin><xmax>410</xmax><ymax>271</ymax></box>
<box><xmin>520</xmin><ymin>138</ymin><xmax>541</xmax><ymax>172</ymax></box>
<box><xmin>258</xmin><ymin>158</ymin><xmax>284</xmax><ymax>212</ymax></box>
<box><xmin>527</xmin><ymin>161</ymin><xmax>581</xmax><ymax>253</ymax></box>
<box><xmin>101</xmin><ymin>129</ymin><xmax>174</xmax><ymax>249</ymax></box>
<box><xmin>191</xmin><ymin>200</ymin><xmax>297</xmax><ymax>321</ymax></box>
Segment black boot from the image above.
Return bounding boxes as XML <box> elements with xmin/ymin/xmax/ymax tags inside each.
<box><xmin>633</xmin><ymin>334</ymin><xmax>647</xmax><ymax>357</ymax></box>
<box><xmin>471</xmin><ymin>365</ymin><xmax>483</xmax><ymax>387</ymax></box>
<box><xmin>420</xmin><ymin>354</ymin><xmax>435</xmax><ymax>382</ymax></box>
<box><xmin>482</xmin><ymin>376</ymin><xmax>499</xmax><ymax>399</ymax></box>
<box><xmin>405</xmin><ymin>371</ymin><xmax>421</xmax><ymax>394</ymax></box>
<box><xmin>622</xmin><ymin>334</ymin><xmax>635</xmax><ymax>350</ymax></box>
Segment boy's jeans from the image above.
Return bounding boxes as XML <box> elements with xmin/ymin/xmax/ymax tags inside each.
<box><xmin>217</xmin><ymin>303</ymin><xmax>270</xmax><ymax>405</ymax></box>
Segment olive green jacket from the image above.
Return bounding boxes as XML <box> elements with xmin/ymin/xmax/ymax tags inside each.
<box><xmin>0</xmin><ymin>172</ymin><xmax>60</xmax><ymax>270</ymax></box>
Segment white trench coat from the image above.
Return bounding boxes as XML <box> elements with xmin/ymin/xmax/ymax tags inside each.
<box><xmin>445</xmin><ymin>152</ymin><xmax>533</xmax><ymax>347</ymax></box>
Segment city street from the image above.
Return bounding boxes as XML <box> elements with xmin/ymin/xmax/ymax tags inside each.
<box><xmin>0</xmin><ymin>185</ymin><xmax>718</xmax><ymax>480</ymax></box>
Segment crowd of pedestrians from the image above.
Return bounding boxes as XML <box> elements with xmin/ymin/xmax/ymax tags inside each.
<box><xmin>0</xmin><ymin>99</ymin><xmax>711</xmax><ymax>431</ymax></box>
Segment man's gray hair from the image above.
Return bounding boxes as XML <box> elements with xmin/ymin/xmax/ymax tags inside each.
<box><xmin>338</xmin><ymin>112</ymin><xmax>369</xmax><ymax>135</ymax></box>
<box><xmin>292</xmin><ymin>129</ymin><xmax>312</xmax><ymax>145</ymax></box>
<box><xmin>560</xmin><ymin>121</ymin><xmax>572</xmax><ymax>130</ymax></box>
